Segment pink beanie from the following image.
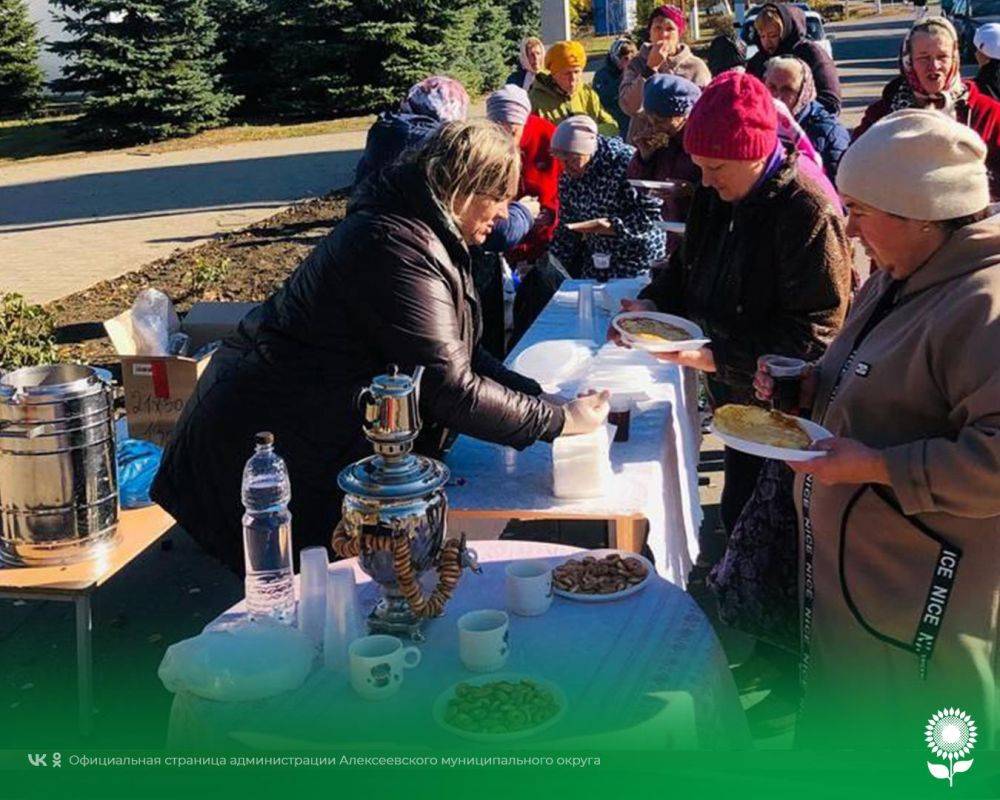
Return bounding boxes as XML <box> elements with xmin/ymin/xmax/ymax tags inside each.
<box><xmin>684</xmin><ymin>71</ymin><xmax>777</xmax><ymax>161</ymax></box>
<box><xmin>650</xmin><ymin>5</ymin><xmax>686</xmax><ymax>35</ymax></box>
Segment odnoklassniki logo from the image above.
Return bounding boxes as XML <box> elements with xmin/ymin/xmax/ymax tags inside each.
<box><xmin>926</xmin><ymin>708</ymin><xmax>977</xmax><ymax>787</ymax></box>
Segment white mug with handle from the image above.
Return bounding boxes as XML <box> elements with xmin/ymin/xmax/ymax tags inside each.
<box><xmin>348</xmin><ymin>634</ymin><xmax>421</xmax><ymax>700</ymax></box>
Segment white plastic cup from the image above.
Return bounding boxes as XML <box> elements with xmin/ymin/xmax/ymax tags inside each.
<box><xmin>348</xmin><ymin>635</ymin><xmax>421</xmax><ymax>700</ymax></box>
<box><xmin>323</xmin><ymin>564</ymin><xmax>363</xmax><ymax>671</ymax></box>
<box><xmin>297</xmin><ymin>547</ymin><xmax>328</xmax><ymax>650</ymax></box>
<box><xmin>577</xmin><ymin>283</ymin><xmax>595</xmax><ymax>340</ymax></box>
<box><xmin>505</xmin><ymin>561</ymin><xmax>554</xmax><ymax>617</ymax></box>
<box><xmin>457</xmin><ymin>610</ymin><xmax>510</xmax><ymax>672</ymax></box>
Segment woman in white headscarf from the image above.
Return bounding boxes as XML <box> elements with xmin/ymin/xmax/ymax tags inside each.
<box><xmin>855</xmin><ymin>17</ymin><xmax>1000</xmax><ymax>198</ymax></box>
<box><xmin>507</xmin><ymin>37</ymin><xmax>546</xmax><ymax>91</ymax></box>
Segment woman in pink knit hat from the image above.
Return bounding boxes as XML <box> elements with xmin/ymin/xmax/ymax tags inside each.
<box><xmin>619</xmin><ymin>70</ymin><xmax>854</xmax><ymax>736</ymax></box>
<box><xmin>619</xmin><ymin>5</ymin><xmax>711</xmax><ymax>149</ymax></box>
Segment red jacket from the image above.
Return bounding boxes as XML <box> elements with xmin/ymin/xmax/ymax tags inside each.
<box><xmin>506</xmin><ymin>114</ymin><xmax>562</xmax><ymax>265</ymax></box>
<box><xmin>854</xmin><ymin>79</ymin><xmax>1000</xmax><ymax>200</ymax></box>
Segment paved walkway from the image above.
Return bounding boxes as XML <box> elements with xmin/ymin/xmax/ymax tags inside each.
<box><xmin>0</xmin><ymin>132</ymin><xmax>369</xmax><ymax>304</ymax></box>
<box><xmin>1</xmin><ymin>15</ymin><xmax>911</xmax><ymax>305</ymax></box>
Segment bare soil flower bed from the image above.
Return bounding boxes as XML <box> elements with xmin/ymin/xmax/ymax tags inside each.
<box><xmin>46</xmin><ymin>191</ymin><xmax>350</xmax><ymax>370</ymax></box>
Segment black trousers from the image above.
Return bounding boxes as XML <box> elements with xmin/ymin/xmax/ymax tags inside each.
<box><xmin>511</xmin><ymin>255</ymin><xmax>570</xmax><ymax>349</ymax></box>
<box><xmin>699</xmin><ymin>446</ymin><xmax>765</xmax><ymax>570</ymax></box>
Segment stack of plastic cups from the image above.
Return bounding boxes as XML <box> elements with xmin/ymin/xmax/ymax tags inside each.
<box><xmin>577</xmin><ymin>282</ymin><xmax>595</xmax><ymax>342</ymax></box>
<box><xmin>297</xmin><ymin>547</ymin><xmax>328</xmax><ymax>653</ymax></box>
<box><xmin>323</xmin><ymin>564</ymin><xmax>364</xmax><ymax>672</ymax></box>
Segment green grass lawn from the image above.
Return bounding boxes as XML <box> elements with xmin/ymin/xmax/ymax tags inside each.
<box><xmin>0</xmin><ymin>114</ymin><xmax>86</xmax><ymax>163</ymax></box>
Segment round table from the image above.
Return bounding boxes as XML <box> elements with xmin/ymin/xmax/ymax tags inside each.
<box><xmin>166</xmin><ymin>541</ymin><xmax>750</xmax><ymax>750</ymax></box>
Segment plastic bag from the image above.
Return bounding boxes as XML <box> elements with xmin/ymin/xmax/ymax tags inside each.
<box><xmin>158</xmin><ymin>620</ymin><xmax>315</xmax><ymax>702</ymax></box>
<box><xmin>117</xmin><ymin>438</ymin><xmax>162</xmax><ymax>509</ymax></box>
<box><xmin>131</xmin><ymin>289</ymin><xmax>179</xmax><ymax>356</ymax></box>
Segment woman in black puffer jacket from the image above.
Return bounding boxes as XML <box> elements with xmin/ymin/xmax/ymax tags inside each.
<box><xmin>152</xmin><ymin>121</ymin><xmax>609</xmax><ymax>573</ymax></box>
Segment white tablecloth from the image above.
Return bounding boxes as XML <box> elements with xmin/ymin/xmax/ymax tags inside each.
<box><xmin>446</xmin><ymin>280</ymin><xmax>704</xmax><ymax>586</ymax></box>
<box><xmin>167</xmin><ymin>541</ymin><xmax>748</xmax><ymax>751</ymax></box>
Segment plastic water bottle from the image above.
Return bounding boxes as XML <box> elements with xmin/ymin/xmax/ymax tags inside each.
<box><xmin>241</xmin><ymin>431</ymin><xmax>295</xmax><ymax>624</ymax></box>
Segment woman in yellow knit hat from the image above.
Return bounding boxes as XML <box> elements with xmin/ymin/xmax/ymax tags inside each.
<box><xmin>529</xmin><ymin>40</ymin><xmax>619</xmax><ymax>135</ymax></box>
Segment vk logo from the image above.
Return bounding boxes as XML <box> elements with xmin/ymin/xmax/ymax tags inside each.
<box><xmin>27</xmin><ymin>753</ymin><xmax>47</xmax><ymax>767</ymax></box>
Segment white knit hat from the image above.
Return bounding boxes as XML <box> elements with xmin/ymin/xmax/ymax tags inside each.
<box><xmin>837</xmin><ymin>109</ymin><xmax>989</xmax><ymax>220</ymax></box>
<box><xmin>974</xmin><ymin>22</ymin><xmax>1000</xmax><ymax>60</ymax></box>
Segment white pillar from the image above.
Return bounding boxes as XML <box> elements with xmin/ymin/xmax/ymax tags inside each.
<box><xmin>541</xmin><ymin>0</ymin><xmax>572</xmax><ymax>44</ymax></box>
<box><xmin>689</xmin><ymin>0</ymin><xmax>700</xmax><ymax>41</ymax></box>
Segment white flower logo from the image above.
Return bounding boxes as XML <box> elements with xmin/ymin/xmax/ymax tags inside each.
<box><xmin>925</xmin><ymin>708</ymin><xmax>977</xmax><ymax>787</ymax></box>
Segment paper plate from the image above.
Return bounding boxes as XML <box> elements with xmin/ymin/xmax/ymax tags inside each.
<box><xmin>711</xmin><ymin>416</ymin><xmax>833</xmax><ymax>462</ymax></box>
<box><xmin>552</xmin><ymin>549</ymin><xmax>655</xmax><ymax>603</ymax></box>
<box><xmin>611</xmin><ymin>311</ymin><xmax>709</xmax><ymax>353</ymax></box>
<box><xmin>628</xmin><ymin>178</ymin><xmax>678</xmax><ymax>190</ymax></box>
<box><xmin>510</xmin><ymin>339</ymin><xmax>593</xmax><ymax>389</ymax></box>
<box><xmin>432</xmin><ymin>673</ymin><xmax>567</xmax><ymax>743</ymax></box>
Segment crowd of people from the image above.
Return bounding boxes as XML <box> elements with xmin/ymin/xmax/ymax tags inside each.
<box><xmin>152</xmin><ymin>4</ymin><xmax>999</xmax><ymax>750</ymax></box>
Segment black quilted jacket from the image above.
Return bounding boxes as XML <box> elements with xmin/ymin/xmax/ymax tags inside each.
<box><xmin>152</xmin><ymin>162</ymin><xmax>563</xmax><ymax>572</ymax></box>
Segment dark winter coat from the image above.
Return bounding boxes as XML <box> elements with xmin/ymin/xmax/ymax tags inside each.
<box><xmin>747</xmin><ymin>3</ymin><xmax>842</xmax><ymax>116</ymax></box>
<box><xmin>625</xmin><ymin>134</ymin><xmax>701</xmax><ymax>256</ymax></box>
<box><xmin>796</xmin><ymin>100</ymin><xmax>849</xmax><ymax>182</ymax></box>
<box><xmin>353</xmin><ymin>111</ymin><xmax>437</xmax><ymax>186</ymax></box>
<box><xmin>975</xmin><ymin>58</ymin><xmax>1000</xmax><ymax>101</ymax></box>
<box><xmin>551</xmin><ymin>135</ymin><xmax>665</xmax><ymax>279</ymax></box>
<box><xmin>592</xmin><ymin>57</ymin><xmax>631</xmax><ymax>138</ymax></box>
<box><xmin>151</xmin><ymin>162</ymin><xmax>564</xmax><ymax>573</ymax></box>
<box><xmin>639</xmin><ymin>150</ymin><xmax>852</xmax><ymax>406</ymax></box>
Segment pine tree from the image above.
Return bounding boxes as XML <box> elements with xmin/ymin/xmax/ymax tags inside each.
<box><xmin>207</xmin><ymin>0</ymin><xmax>277</xmax><ymax>117</ymax></box>
<box><xmin>0</xmin><ymin>0</ymin><xmax>44</xmax><ymax>117</ymax></box>
<box><xmin>269</xmin><ymin>0</ymin><xmax>480</xmax><ymax>118</ymax></box>
<box><xmin>507</xmin><ymin>0</ymin><xmax>541</xmax><ymax>48</ymax></box>
<box><xmin>50</xmin><ymin>0</ymin><xmax>236</xmax><ymax>144</ymax></box>
<box><xmin>464</xmin><ymin>1</ymin><xmax>512</xmax><ymax>94</ymax></box>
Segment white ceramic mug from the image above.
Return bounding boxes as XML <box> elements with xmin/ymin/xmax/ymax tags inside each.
<box><xmin>457</xmin><ymin>610</ymin><xmax>510</xmax><ymax>672</ymax></box>
<box><xmin>505</xmin><ymin>560</ymin><xmax>554</xmax><ymax>617</ymax></box>
<box><xmin>348</xmin><ymin>634</ymin><xmax>421</xmax><ymax>700</ymax></box>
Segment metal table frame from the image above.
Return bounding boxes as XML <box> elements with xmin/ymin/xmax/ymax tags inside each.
<box><xmin>0</xmin><ymin>505</ymin><xmax>175</xmax><ymax>736</ymax></box>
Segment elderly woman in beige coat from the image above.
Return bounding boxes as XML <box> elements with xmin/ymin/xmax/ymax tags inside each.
<box><xmin>618</xmin><ymin>5</ymin><xmax>711</xmax><ymax>149</ymax></box>
<box><xmin>755</xmin><ymin>109</ymin><xmax>999</xmax><ymax>749</ymax></box>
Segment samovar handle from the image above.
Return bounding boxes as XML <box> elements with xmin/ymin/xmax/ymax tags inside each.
<box><xmin>356</xmin><ymin>387</ymin><xmax>377</xmax><ymax>432</ymax></box>
<box><xmin>410</xmin><ymin>365</ymin><xmax>425</xmax><ymax>429</ymax></box>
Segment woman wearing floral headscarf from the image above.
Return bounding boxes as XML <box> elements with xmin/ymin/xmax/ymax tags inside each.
<box><xmin>765</xmin><ymin>56</ymin><xmax>849</xmax><ymax>181</ymax></box>
<box><xmin>354</xmin><ymin>75</ymin><xmax>470</xmax><ymax>185</ymax></box>
<box><xmin>507</xmin><ymin>37</ymin><xmax>546</xmax><ymax>91</ymax></box>
<box><xmin>855</xmin><ymin>17</ymin><xmax>1000</xmax><ymax>197</ymax></box>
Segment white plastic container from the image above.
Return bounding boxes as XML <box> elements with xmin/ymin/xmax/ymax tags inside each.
<box><xmin>552</xmin><ymin>425</ymin><xmax>613</xmax><ymax>499</ymax></box>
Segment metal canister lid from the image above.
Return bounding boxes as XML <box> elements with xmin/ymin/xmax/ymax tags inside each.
<box><xmin>0</xmin><ymin>364</ymin><xmax>104</xmax><ymax>404</ymax></box>
<box><xmin>337</xmin><ymin>453</ymin><xmax>450</xmax><ymax>502</ymax></box>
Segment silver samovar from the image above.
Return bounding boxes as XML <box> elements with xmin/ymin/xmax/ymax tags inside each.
<box><xmin>334</xmin><ymin>365</ymin><xmax>478</xmax><ymax>641</ymax></box>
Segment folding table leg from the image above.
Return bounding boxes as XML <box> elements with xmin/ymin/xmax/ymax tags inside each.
<box><xmin>75</xmin><ymin>595</ymin><xmax>93</xmax><ymax>737</ymax></box>
<box><xmin>611</xmin><ymin>517</ymin><xmax>645</xmax><ymax>553</ymax></box>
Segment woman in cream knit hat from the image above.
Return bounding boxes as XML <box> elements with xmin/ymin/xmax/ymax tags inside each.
<box><xmin>755</xmin><ymin>109</ymin><xmax>1000</xmax><ymax>749</ymax></box>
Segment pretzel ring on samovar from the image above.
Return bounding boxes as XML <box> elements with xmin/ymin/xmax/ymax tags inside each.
<box><xmin>331</xmin><ymin>520</ymin><xmax>475</xmax><ymax>618</ymax></box>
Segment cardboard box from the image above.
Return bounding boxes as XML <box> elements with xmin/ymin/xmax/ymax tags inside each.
<box><xmin>181</xmin><ymin>301</ymin><xmax>258</xmax><ymax>348</ymax></box>
<box><xmin>105</xmin><ymin>301</ymin><xmax>258</xmax><ymax>448</ymax></box>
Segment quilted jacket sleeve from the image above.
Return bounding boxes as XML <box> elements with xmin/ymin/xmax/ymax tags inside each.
<box><xmin>339</xmin><ymin>220</ymin><xmax>565</xmax><ymax>446</ymax></box>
